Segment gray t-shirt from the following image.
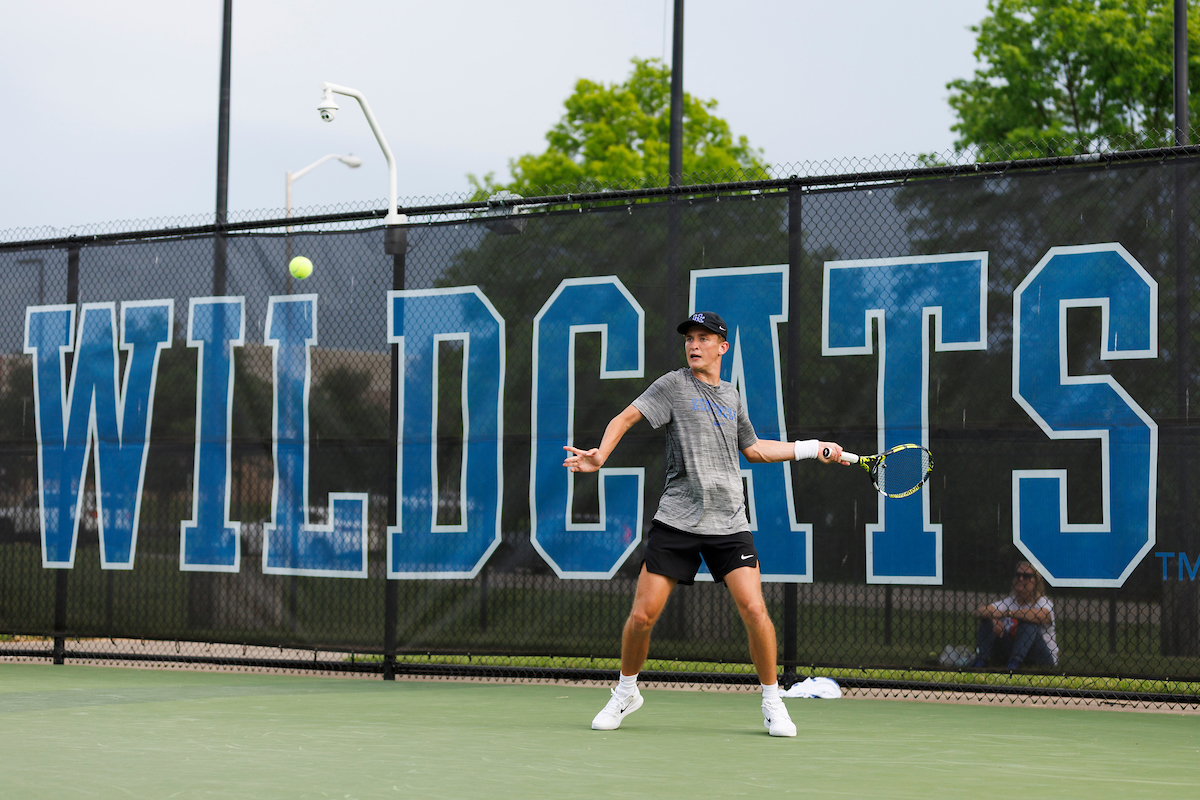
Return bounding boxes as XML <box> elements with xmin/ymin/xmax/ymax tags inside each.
<box><xmin>632</xmin><ymin>368</ymin><xmax>758</xmax><ymax>536</ymax></box>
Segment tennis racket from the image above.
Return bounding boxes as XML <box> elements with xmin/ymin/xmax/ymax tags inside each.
<box><xmin>823</xmin><ymin>443</ymin><xmax>933</xmax><ymax>499</ymax></box>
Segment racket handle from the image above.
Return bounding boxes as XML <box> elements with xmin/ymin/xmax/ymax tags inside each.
<box><xmin>821</xmin><ymin>446</ymin><xmax>858</xmax><ymax>463</ymax></box>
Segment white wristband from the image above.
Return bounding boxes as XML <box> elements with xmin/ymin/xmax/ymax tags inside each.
<box><xmin>794</xmin><ymin>439</ymin><xmax>819</xmax><ymax>461</ymax></box>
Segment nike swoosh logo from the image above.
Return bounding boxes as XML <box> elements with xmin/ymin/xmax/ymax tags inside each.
<box><xmin>741</xmin><ymin>553</ymin><xmax>754</xmax><ymax>560</ymax></box>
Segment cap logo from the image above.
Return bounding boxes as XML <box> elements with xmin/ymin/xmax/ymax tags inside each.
<box><xmin>677</xmin><ymin>310</ymin><xmax>727</xmax><ymax>336</ymax></box>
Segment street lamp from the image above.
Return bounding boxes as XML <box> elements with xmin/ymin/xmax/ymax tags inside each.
<box><xmin>286</xmin><ymin>153</ymin><xmax>362</xmax><ymax>226</ymax></box>
<box><xmin>317</xmin><ymin>82</ymin><xmax>405</xmax><ymax>228</ymax></box>
<box><xmin>285</xmin><ymin>153</ymin><xmax>361</xmax><ymax>290</ymax></box>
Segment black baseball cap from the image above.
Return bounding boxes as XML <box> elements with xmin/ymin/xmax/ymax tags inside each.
<box><xmin>676</xmin><ymin>311</ymin><xmax>728</xmax><ymax>337</ymax></box>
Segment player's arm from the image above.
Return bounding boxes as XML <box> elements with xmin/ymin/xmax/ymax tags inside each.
<box><xmin>741</xmin><ymin>439</ymin><xmax>844</xmax><ymax>464</ymax></box>
<box><xmin>563</xmin><ymin>404</ymin><xmax>644</xmax><ymax>473</ymax></box>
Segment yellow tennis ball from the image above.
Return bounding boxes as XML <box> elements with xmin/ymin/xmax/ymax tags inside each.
<box><xmin>289</xmin><ymin>256</ymin><xmax>313</xmax><ymax>280</ymax></box>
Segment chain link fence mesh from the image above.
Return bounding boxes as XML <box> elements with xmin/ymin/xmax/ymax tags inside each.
<box><xmin>2</xmin><ymin>142</ymin><xmax>1199</xmax><ymax>709</ymax></box>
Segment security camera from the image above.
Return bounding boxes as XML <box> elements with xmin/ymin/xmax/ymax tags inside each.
<box><xmin>317</xmin><ymin>87</ymin><xmax>339</xmax><ymax>122</ymax></box>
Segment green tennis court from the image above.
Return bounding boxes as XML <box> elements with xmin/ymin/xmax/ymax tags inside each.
<box><xmin>1</xmin><ymin>663</ymin><xmax>1196</xmax><ymax>799</ymax></box>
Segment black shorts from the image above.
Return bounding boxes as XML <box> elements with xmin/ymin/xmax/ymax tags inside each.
<box><xmin>643</xmin><ymin>522</ymin><xmax>758</xmax><ymax>585</ymax></box>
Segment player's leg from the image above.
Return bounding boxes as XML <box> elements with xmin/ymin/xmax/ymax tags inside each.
<box><xmin>723</xmin><ymin>565</ymin><xmax>778</xmax><ymax>684</ymax></box>
<box><xmin>592</xmin><ymin>566</ymin><xmax>676</xmax><ymax>731</ymax></box>
<box><xmin>724</xmin><ymin>564</ymin><xmax>797</xmax><ymax>737</ymax></box>
<box><xmin>594</xmin><ymin>525</ymin><xmax>701</xmax><ymax>731</ymax></box>
<box><xmin>621</xmin><ymin>565</ymin><xmax>677</xmax><ymax>674</ymax></box>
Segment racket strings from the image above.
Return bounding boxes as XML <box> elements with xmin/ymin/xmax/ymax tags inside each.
<box><xmin>877</xmin><ymin>448</ymin><xmax>932</xmax><ymax>495</ymax></box>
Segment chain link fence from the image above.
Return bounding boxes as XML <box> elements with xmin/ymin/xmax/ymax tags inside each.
<box><xmin>2</xmin><ymin>141</ymin><xmax>1199</xmax><ymax>709</ymax></box>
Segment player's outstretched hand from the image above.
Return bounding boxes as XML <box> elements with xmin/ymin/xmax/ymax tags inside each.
<box><xmin>563</xmin><ymin>445</ymin><xmax>603</xmax><ymax>473</ymax></box>
<box><xmin>817</xmin><ymin>441</ymin><xmax>847</xmax><ymax>465</ymax></box>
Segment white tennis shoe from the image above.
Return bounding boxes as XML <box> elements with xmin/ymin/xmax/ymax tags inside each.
<box><xmin>591</xmin><ymin>687</ymin><xmax>644</xmax><ymax>730</ymax></box>
<box><xmin>762</xmin><ymin>697</ymin><xmax>797</xmax><ymax>737</ymax></box>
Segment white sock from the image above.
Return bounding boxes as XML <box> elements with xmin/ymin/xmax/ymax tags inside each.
<box><xmin>761</xmin><ymin>682</ymin><xmax>780</xmax><ymax>702</ymax></box>
<box><xmin>617</xmin><ymin>673</ymin><xmax>638</xmax><ymax>696</ymax></box>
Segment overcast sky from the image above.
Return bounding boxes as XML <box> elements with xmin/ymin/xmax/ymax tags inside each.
<box><xmin>3</xmin><ymin>0</ymin><xmax>991</xmax><ymax>234</ymax></box>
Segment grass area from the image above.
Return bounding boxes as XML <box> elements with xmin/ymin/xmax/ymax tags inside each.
<box><xmin>366</xmin><ymin>653</ymin><xmax>1200</xmax><ymax>698</ymax></box>
<box><xmin>6</xmin><ymin>542</ymin><xmax>1200</xmax><ymax>692</ymax></box>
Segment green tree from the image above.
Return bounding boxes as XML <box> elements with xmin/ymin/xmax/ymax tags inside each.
<box><xmin>469</xmin><ymin>57</ymin><xmax>768</xmax><ymax>197</ymax></box>
<box><xmin>948</xmin><ymin>0</ymin><xmax>1200</xmax><ymax>159</ymax></box>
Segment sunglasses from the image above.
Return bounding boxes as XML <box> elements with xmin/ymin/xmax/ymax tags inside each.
<box><xmin>1014</xmin><ymin>572</ymin><xmax>1036</xmax><ymax>580</ymax></box>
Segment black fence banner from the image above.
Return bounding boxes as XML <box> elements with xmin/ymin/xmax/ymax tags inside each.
<box><xmin>2</xmin><ymin>154</ymin><xmax>1199</xmax><ymax>700</ymax></box>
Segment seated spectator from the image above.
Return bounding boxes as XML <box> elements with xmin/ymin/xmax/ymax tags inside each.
<box><xmin>973</xmin><ymin>561</ymin><xmax>1059</xmax><ymax>670</ymax></box>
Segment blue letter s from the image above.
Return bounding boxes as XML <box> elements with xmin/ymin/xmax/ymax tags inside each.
<box><xmin>1012</xmin><ymin>244</ymin><xmax>1158</xmax><ymax>587</ymax></box>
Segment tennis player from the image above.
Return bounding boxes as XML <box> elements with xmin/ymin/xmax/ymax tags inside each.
<box><xmin>563</xmin><ymin>311</ymin><xmax>844</xmax><ymax>737</ymax></box>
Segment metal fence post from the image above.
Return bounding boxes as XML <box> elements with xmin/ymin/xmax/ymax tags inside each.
<box><xmin>1164</xmin><ymin>0</ymin><xmax>1196</xmax><ymax>656</ymax></box>
<box><xmin>383</xmin><ymin>226</ymin><xmax>407</xmax><ymax>679</ymax></box>
<box><xmin>666</xmin><ymin>0</ymin><xmax>685</xmax><ymax>356</ymax></box>
<box><xmin>213</xmin><ymin>0</ymin><xmax>232</xmax><ymax>298</ymax></box>
<box><xmin>782</xmin><ymin>184</ymin><xmax>804</xmax><ymax>684</ymax></box>
<box><xmin>52</xmin><ymin>243</ymin><xmax>81</xmax><ymax>664</ymax></box>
